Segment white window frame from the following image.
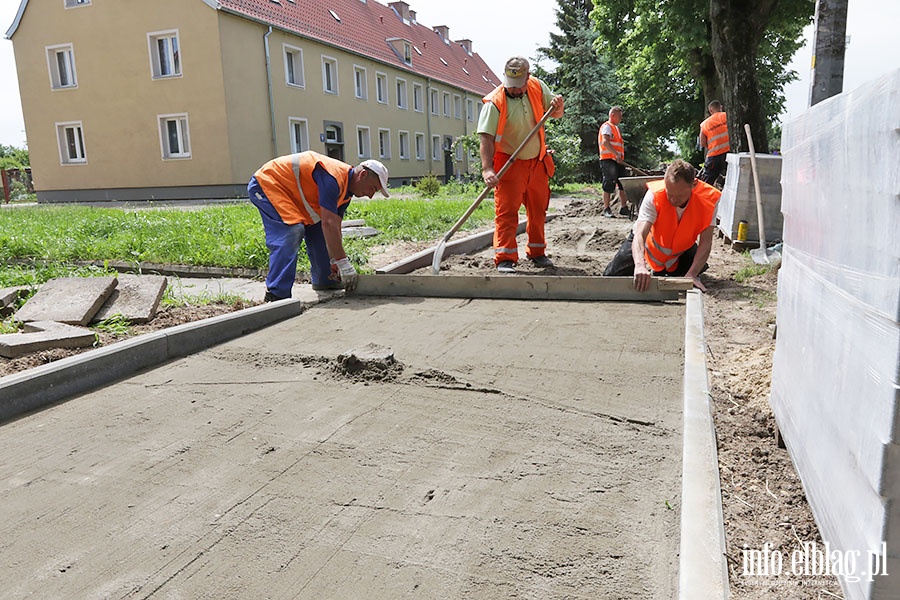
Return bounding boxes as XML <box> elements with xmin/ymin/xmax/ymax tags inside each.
<box><xmin>454</xmin><ymin>94</ymin><xmax>462</xmax><ymax>120</ymax></box>
<box><xmin>442</xmin><ymin>92</ymin><xmax>451</xmax><ymax>117</ymax></box>
<box><xmin>415</xmin><ymin>132</ymin><xmax>426</xmax><ymax>161</ymax></box>
<box><xmin>378</xmin><ymin>128</ymin><xmax>391</xmax><ymax>159</ymax></box>
<box><xmin>56</xmin><ymin>121</ymin><xmax>86</xmax><ymax>164</ymax></box>
<box><xmin>321</xmin><ymin>55</ymin><xmax>338</xmax><ymax>95</ymax></box>
<box><xmin>375</xmin><ymin>72</ymin><xmax>388</xmax><ymax>104</ymax></box>
<box><xmin>288</xmin><ymin>117</ymin><xmax>309</xmax><ymax>153</ymax></box>
<box><xmin>357</xmin><ymin>126</ymin><xmax>371</xmax><ymax>159</ymax></box>
<box><xmin>413</xmin><ymin>83</ymin><xmax>424</xmax><ymax>113</ymax></box>
<box><xmin>466</xmin><ymin>98</ymin><xmax>475</xmax><ymax>122</ymax></box>
<box><xmin>431</xmin><ymin>134</ymin><xmax>441</xmax><ymax>161</ymax></box>
<box><xmin>284</xmin><ymin>44</ymin><xmax>305</xmax><ymax>88</ymax></box>
<box><xmin>64</xmin><ymin>0</ymin><xmax>90</xmax><ymax>7</ymax></box>
<box><xmin>148</xmin><ymin>30</ymin><xmax>182</xmax><ymax>79</ymax></box>
<box><xmin>353</xmin><ymin>65</ymin><xmax>367</xmax><ymax>100</ymax></box>
<box><xmin>46</xmin><ymin>43</ymin><xmax>77</xmax><ymax>90</ymax></box>
<box><xmin>158</xmin><ymin>113</ymin><xmax>191</xmax><ymax>160</ymax></box>
<box><xmin>398</xmin><ymin>130</ymin><xmax>410</xmax><ymax>160</ymax></box>
<box><xmin>396</xmin><ymin>78</ymin><xmax>408</xmax><ymax>110</ymax></box>
<box><xmin>429</xmin><ymin>89</ymin><xmax>439</xmax><ymax>115</ymax></box>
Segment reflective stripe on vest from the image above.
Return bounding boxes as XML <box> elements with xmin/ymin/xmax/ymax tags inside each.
<box><xmin>701</xmin><ymin>112</ymin><xmax>729</xmax><ymax>157</ymax></box>
<box><xmin>482</xmin><ymin>77</ymin><xmax>547</xmax><ymax>159</ymax></box>
<box><xmin>598</xmin><ymin>121</ymin><xmax>624</xmax><ymax>161</ymax></box>
<box><xmin>254</xmin><ymin>151</ymin><xmax>351</xmax><ymax>226</ymax></box>
<box><xmin>643</xmin><ymin>179</ymin><xmax>721</xmax><ymax>273</ymax></box>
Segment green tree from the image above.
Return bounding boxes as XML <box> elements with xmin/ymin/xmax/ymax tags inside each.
<box><xmin>591</xmin><ymin>0</ymin><xmax>813</xmax><ymax>156</ymax></box>
<box><xmin>0</xmin><ymin>144</ymin><xmax>30</xmax><ymax>170</ymax></box>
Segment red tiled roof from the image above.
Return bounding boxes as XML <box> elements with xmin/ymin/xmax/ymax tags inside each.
<box><xmin>215</xmin><ymin>0</ymin><xmax>501</xmax><ymax>95</ymax></box>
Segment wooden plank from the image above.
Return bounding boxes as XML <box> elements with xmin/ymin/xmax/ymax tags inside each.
<box><xmin>355</xmin><ymin>274</ymin><xmax>690</xmax><ymax>302</ymax></box>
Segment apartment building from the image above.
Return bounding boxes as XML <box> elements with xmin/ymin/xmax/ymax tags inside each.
<box><xmin>5</xmin><ymin>0</ymin><xmax>499</xmax><ymax>202</ymax></box>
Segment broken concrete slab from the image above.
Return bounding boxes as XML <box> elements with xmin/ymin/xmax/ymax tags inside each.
<box><xmin>0</xmin><ymin>286</ymin><xmax>30</xmax><ymax>316</ymax></box>
<box><xmin>14</xmin><ymin>277</ymin><xmax>117</xmax><ymax>326</ymax></box>
<box><xmin>340</xmin><ymin>226</ymin><xmax>380</xmax><ymax>238</ymax></box>
<box><xmin>0</xmin><ymin>321</ymin><xmax>96</xmax><ymax>358</ymax></box>
<box><xmin>91</xmin><ymin>275</ymin><xmax>167</xmax><ymax>324</ymax></box>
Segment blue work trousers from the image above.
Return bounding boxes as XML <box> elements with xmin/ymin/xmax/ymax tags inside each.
<box><xmin>248</xmin><ymin>177</ymin><xmax>331</xmax><ymax>298</ymax></box>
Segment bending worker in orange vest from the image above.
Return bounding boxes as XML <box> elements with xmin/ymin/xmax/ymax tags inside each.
<box><xmin>602</xmin><ymin>159</ymin><xmax>721</xmax><ymax>292</ymax></box>
<box><xmin>598</xmin><ymin>106</ymin><xmax>629</xmax><ymax>218</ymax></box>
<box><xmin>478</xmin><ymin>56</ymin><xmax>564</xmax><ymax>274</ymax></box>
<box><xmin>699</xmin><ymin>100</ymin><xmax>730</xmax><ymax>186</ymax></box>
<box><xmin>248</xmin><ymin>151</ymin><xmax>389</xmax><ymax>300</ymax></box>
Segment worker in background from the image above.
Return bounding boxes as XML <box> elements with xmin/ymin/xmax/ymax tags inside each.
<box><xmin>699</xmin><ymin>100</ymin><xmax>730</xmax><ymax>186</ymax></box>
<box><xmin>478</xmin><ymin>56</ymin><xmax>564</xmax><ymax>274</ymax></box>
<box><xmin>598</xmin><ymin>106</ymin><xmax>629</xmax><ymax>218</ymax></box>
<box><xmin>602</xmin><ymin>159</ymin><xmax>721</xmax><ymax>292</ymax></box>
<box><xmin>248</xmin><ymin>151</ymin><xmax>389</xmax><ymax>300</ymax></box>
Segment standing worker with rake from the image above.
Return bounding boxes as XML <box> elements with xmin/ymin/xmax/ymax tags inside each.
<box><xmin>478</xmin><ymin>56</ymin><xmax>564</xmax><ymax>274</ymax></box>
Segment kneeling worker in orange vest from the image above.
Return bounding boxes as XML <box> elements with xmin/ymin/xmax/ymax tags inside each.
<box><xmin>478</xmin><ymin>56</ymin><xmax>565</xmax><ymax>274</ymax></box>
<box><xmin>602</xmin><ymin>159</ymin><xmax>721</xmax><ymax>292</ymax></box>
<box><xmin>248</xmin><ymin>151</ymin><xmax>389</xmax><ymax>300</ymax></box>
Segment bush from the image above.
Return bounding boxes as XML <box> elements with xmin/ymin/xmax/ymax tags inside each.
<box><xmin>415</xmin><ymin>173</ymin><xmax>441</xmax><ymax>198</ymax></box>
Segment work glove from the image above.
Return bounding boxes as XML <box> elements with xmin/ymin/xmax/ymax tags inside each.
<box><xmin>334</xmin><ymin>257</ymin><xmax>358</xmax><ymax>292</ymax></box>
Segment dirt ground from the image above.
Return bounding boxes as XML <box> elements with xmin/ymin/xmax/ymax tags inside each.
<box><xmin>0</xmin><ymin>190</ymin><xmax>844</xmax><ymax>597</ymax></box>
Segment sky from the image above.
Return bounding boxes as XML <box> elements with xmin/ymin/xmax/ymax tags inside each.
<box><xmin>1</xmin><ymin>0</ymin><xmax>898</xmax><ymax>148</ymax></box>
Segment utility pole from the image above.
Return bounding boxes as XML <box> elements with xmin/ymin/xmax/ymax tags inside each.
<box><xmin>809</xmin><ymin>0</ymin><xmax>849</xmax><ymax>106</ymax></box>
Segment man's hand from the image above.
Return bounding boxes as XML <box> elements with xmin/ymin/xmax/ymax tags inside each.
<box><xmin>692</xmin><ymin>277</ymin><xmax>707</xmax><ymax>292</ymax></box>
<box><xmin>334</xmin><ymin>257</ymin><xmax>358</xmax><ymax>292</ymax></box>
<box><xmin>482</xmin><ymin>167</ymin><xmax>499</xmax><ymax>189</ymax></box>
<box><xmin>633</xmin><ymin>262</ymin><xmax>652</xmax><ymax>292</ymax></box>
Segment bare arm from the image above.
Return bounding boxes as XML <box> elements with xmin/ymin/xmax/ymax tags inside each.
<box><xmin>631</xmin><ymin>220</ymin><xmax>653</xmax><ymax>292</ymax></box>
<box><xmin>479</xmin><ymin>133</ymin><xmax>498</xmax><ymax>188</ymax></box>
<box><xmin>320</xmin><ymin>209</ymin><xmax>347</xmax><ymax>261</ymax></box>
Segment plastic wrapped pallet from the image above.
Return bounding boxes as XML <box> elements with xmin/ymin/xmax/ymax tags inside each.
<box><xmin>715</xmin><ymin>152</ymin><xmax>783</xmax><ymax>244</ymax></box>
<box><xmin>770</xmin><ymin>68</ymin><xmax>900</xmax><ymax>600</ymax></box>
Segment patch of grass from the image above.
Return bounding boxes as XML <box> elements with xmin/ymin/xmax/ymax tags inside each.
<box><xmin>734</xmin><ymin>260</ymin><xmax>775</xmax><ymax>283</ymax></box>
<box><xmin>0</xmin><ymin>318</ymin><xmax>20</xmax><ymax>334</ymax></box>
<box><xmin>160</xmin><ymin>285</ymin><xmax>247</xmax><ymax>309</ymax></box>
<box><xmin>93</xmin><ymin>314</ymin><xmax>131</xmax><ymax>335</ymax></box>
<box><xmin>0</xmin><ymin>261</ymin><xmax>117</xmax><ymax>289</ymax></box>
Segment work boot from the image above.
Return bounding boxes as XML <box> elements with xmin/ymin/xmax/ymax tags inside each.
<box><xmin>602</xmin><ymin>207</ymin><xmax>614</xmax><ymax>218</ymax></box>
<box><xmin>312</xmin><ymin>281</ymin><xmax>344</xmax><ymax>291</ymax></box>
<box><xmin>264</xmin><ymin>290</ymin><xmax>287</xmax><ymax>302</ymax></box>
<box><xmin>497</xmin><ymin>260</ymin><xmax>516</xmax><ymax>274</ymax></box>
<box><xmin>619</xmin><ymin>206</ymin><xmax>631</xmax><ymax>216</ymax></box>
<box><xmin>528</xmin><ymin>255</ymin><xmax>554</xmax><ymax>268</ymax></box>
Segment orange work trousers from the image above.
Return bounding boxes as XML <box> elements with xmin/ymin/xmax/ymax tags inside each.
<box><xmin>492</xmin><ymin>153</ymin><xmax>550</xmax><ymax>264</ymax></box>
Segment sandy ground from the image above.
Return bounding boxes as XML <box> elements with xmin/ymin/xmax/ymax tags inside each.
<box><xmin>0</xmin><ymin>189</ymin><xmax>844</xmax><ymax>598</ymax></box>
<box><xmin>0</xmin><ymin>289</ymin><xmax>686</xmax><ymax>598</ymax></box>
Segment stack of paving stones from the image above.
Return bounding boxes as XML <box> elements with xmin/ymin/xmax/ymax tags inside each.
<box><xmin>0</xmin><ymin>275</ymin><xmax>167</xmax><ymax>358</ymax></box>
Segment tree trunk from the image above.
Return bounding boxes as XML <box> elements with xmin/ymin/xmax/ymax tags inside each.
<box><xmin>809</xmin><ymin>0</ymin><xmax>849</xmax><ymax>105</ymax></box>
<box><xmin>709</xmin><ymin>0</ymin><xmax>780</xmax><ymax>153</ymax></box>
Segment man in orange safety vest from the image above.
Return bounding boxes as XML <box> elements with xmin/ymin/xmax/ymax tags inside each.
<box><xmin>699</xmin><ymin>100</ymin><xmax>730</xmax><ymax>186</ymax></box>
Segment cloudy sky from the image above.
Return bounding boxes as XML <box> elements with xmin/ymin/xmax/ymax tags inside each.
<box><xmin>1</xmin><ymin>0</ymin><xmax>897</xmax><ymax>148</ymax></box>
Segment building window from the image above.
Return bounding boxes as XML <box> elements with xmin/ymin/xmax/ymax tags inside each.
<box><xmin>413</xmin><ymin>83</ymin><xmax>424</xmax><ymax>113</ymax></box>
<box><xmin>431</xmin><ymin>135</ymin><xmax>441</xmax><ymax>161</ymax></box>
<box><xmin>398</xmin><ymin>131</ymin><xmax>410</xmax><ymax>160</ymax></box>
<box><xmin>415</xmin><ymin>133</ymin><xmax>425</xmax><ymax>161</ymax></box>
<box><xmin>322</xmin><ymin>56</ymin><xmax>338</xmax><ymax>94</ymax></box>
<box><xmin>378</xmin><ymin>128</ymin><xmax>391</xmax><ymax>159</ymax></box>
<box><xmin>357</xmin><ymin>127</ymin><xmax>371</xmax><ymax>159</ymax></box>
<box><xmin>375</xmin><ymin>72</ymin><xmax>388</xmax><ymax>104</ymax></box>
<box><xmin>403</xmin><ymin>42</ymin><xmax>412</xmax><ymax>65</ymax></box>
<box><xmin>454</xmin><ymin>95</ymin><xmax>462</xmax><ymax>119</ymax></box>
<box><xmin>56</xmin><ymin>121</ymin><xmax>86</xmax><ymax>164</ymax></box>
<box><xmin>354</xmin><ymin>66</ymin><xmax>367</xmax><ymax>100</ymax></box>
<box><xmin>64</xmin><ymin>0</ymin><xmax>90</xmax><ymax>7</ymax></box>
<box><xmin>284</xmin><ymin>45</ymin><xmax>305</xmax><ymax>87</ymax></box>
<box><xmin>159</xmin><ymin>113</ymin><xmax>191</xmax><ymax>159</ymax></box>
<box><xmin>455</xmin><ymin>140</ymin><xmax>463</xmax><ymax>160</ymax></box>
<box><xmin>289</xmin><ymin>118</ymin><xmax>309</xmax><ymax>153</ymax></box>
<box><xmin>46</xmin><ymin>44</ymin><xmax>77</xmax><ymax>89</ymax></box>
<box><xmin>396</xmin><ymin>78</ymin><xmax>407</xmax><ymax>110</ymax></box>
<box><xmin>429</xmin><ymin>89</ymin><xmax>439</xmax><ymax>115</ymax></box>
<box><xmin>148</xmin><ymin>30</ymin><xmax>181</xmax><ymax>78</ymax></box>
<box><xmin>466</xmin><ymin>98</ymin><xmax>475</xmax><ymax>122</ymax></box>
<box><xmin>443</xmin><ymin>92</ymin><xmax>451</xmax><ymax>117</ymax></box>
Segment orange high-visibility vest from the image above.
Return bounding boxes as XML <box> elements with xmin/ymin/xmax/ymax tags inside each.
<box><xmin>643</xmin><ymin>179</ymin><xmax>721</xmax><ymax>272</ymax></box>
<box><xmin>254</xmin><ymin>151</ymin><xmax>352</xmax><ymax>226</ymax></box>
<box><xmin>700</xmin><ymin>111</ymin><xmax>730</xmax><ymax>157</ymax></box>
<box><xmin>482</xmin><ymin>77</ymin><xmax>548</xmax><ymax>161</ymax></box>
<box><xmin>598</xmin><ymin>120</ymin><xmax>624</xmax><ymax>161</ymax></box>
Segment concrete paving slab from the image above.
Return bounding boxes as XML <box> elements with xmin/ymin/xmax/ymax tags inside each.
<box><xmin>13</xmin><ymin>276</ymin><xmax>117</xmax><ymax>325</ymax></box>
<box><xmin>0</xmin><ymin>320</ymin><xmax>95</xmax><ymax>358</ymax></box>
<box><xmin>0</xmin><ymin>297</ymin><xmax>685</xmax><ymax>598</ymax></box>
<box><xmin>91</xmin><ymin>274</ymin><xmax>167</xmax><ymax>324</ymax></box>
<box><xmin>0</xmin><ymin>285</ymin><xmax>29</xmax><ymax>316</ymax></box>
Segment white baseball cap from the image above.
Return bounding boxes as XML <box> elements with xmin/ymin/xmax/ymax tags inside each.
<box><xmin>359</xmin><ymin>159</ymin><xmax>390</xmax><ymax>197</ymax></box>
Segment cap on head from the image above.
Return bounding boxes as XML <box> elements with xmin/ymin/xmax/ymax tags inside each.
<box><xmin>359</xmin><ymin>159</ymin><xmax>390</xmax><ymax>197</ymax></box>
<box><xmin>503</xmin><ymin>56</ymin><xmax>529</xmax><ymax>89</ymax></box>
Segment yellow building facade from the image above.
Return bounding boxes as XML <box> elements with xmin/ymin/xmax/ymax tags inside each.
<box><xmin>6</xmin><ymin>0</ymin><xmax>499</xmax><ymax>202</ymax></box>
